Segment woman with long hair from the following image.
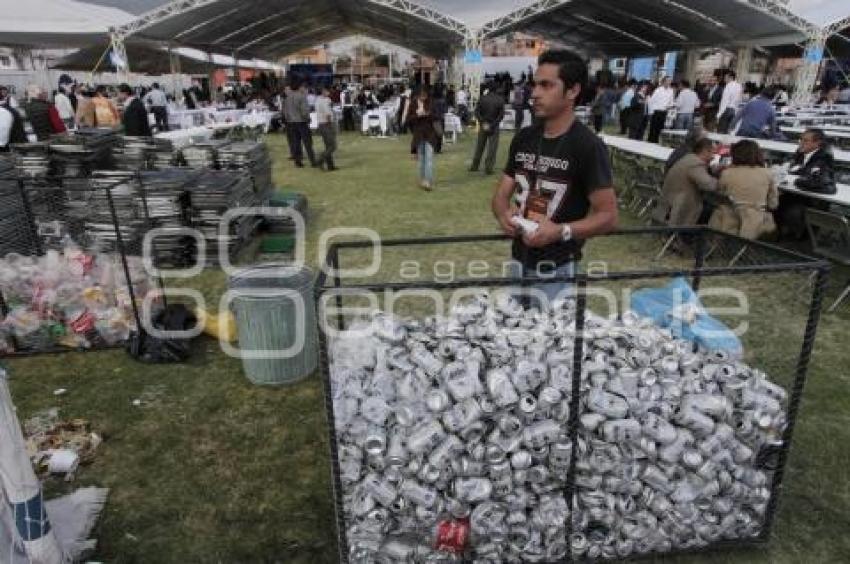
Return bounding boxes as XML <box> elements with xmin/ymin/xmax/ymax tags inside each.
<box><xmin>406</xmin><ymin>86</ymin><xmax>440</xmax><ymax>191</ymax></box>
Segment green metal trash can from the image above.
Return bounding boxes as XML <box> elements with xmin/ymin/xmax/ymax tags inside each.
<box><xmin>228</xmin><ymin>264</ymin><xmax>317</xmax><ymax>385</ymax></box>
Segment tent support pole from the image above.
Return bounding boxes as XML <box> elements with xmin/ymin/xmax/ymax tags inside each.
<box><xmin>109</xmin><ymin>29</ymin><xmax>130</xmax><ymax>81</ymax></box>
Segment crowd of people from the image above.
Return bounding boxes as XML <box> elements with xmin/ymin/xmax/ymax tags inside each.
<box><xmin>0</xmin><ymin>78</ymin><xmax>190</xmax><ymax>150</ymax></box>
<box><xmin>590</xmin><ymin>70</ymin><xmax>850</xmax><ymax>143</ymax></box>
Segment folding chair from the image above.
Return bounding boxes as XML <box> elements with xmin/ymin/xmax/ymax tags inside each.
<box><xmin>630</xmin><ymin>162</ymin><xmax>664</xmax><ymax>219</ymax></box>
<box><xmin>613</xmin><ymin>153</ymin><xmax>639</xmax><ymax>210</ymax></box>
<box><xmin>805</xmin><ymin>208</ymin><xmax>850</xmax><ymax>313</ymax></box>
<box><xmin>700</xmin><ymin>191</ymin><xmax>743</xmax><ymax>265</ymax></box>
<box><xmin>368</xmin><ymin>114</ymin><xmax>382</xmax><ymax>137</ymax></box>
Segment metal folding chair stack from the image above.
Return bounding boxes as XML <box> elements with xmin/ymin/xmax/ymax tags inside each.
<box><xmin>630</xmin><ymin>161</ymin><xmax>664</xmax><ymax>219</ymax></box>
<box><xmin>613</xmin><ymin>152</ymin><xmax>640</xmax><ymax>210</ymax></box>
<box><xmin>804</xmin><ymin>208</ymin><xmax>850</xmax><ymax>312</ymax></box>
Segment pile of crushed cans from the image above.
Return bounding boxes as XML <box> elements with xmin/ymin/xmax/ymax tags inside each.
<box><xmin>329</xmin><ymin>292</ymin><xmax>787</xmax><ymax>562</ymax></box>
<box><xmin>0</xmin><ymin>239</ymin><xmax>152</xmax><ymax>354</ymax></box>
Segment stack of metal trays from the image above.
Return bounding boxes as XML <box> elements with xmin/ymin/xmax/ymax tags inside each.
<box><xmin>50</xmin><ymin>129</ymin><xmax>119</xmax><ymax>176</ymax></box>
<box><xmin>137</xmin><ymin>169</ymin><xmax>197</xmax><ymax>267</ymax></box>
<box><xmin>63</xmin><ymin>173</ymin><xmax>144</xmax><ymax>254</ymax></box>
<box><xmin>113</xmin><ymin>136</ymin><xmax>154</xmax><ymax>170</ymax></box>
<box><xmin>22</xmin><ymin>179</ymin><xmax>73</xmax><ymax>249</ymax></box>
<box><xmin>182</xmin><ymin>139</ymin><xmax>231</xmax><ymax>169</ymax></box>
<box><xmin>10</xmin><ymin>143</ymin><xmax>50</xmax><ymax>178</ymax></box>
<box><xmin>0</xmin><ymin>159</ymin><xmax>40</xmax><ymax>257</ymax></box>
<box><xmin>150</xmin><ymin>138</ymin><xmax>178</xmax><ymax>169</ymax></box>
<box><xmin>218</xmin><ymin>141</ymin><xmax>273</xmax><ymax>199</ymax></box>
<box><xmin>186</xmin><ymin>170</ymin><xmax>258</xmax><ymax>264</ymax></box>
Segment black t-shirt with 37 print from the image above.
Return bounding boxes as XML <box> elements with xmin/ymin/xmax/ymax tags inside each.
<box><xmin>503</xmin><ymin>120</ymin><xmax>613</xmax><ymax>269</ymax></box>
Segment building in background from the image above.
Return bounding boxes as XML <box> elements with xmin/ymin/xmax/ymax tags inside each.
<box><xmin>483</xmin><ymin>33</ymin><xmax>547</xmax><ymax>58</ymax></box>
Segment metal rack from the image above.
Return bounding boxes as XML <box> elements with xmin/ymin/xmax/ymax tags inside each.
<box><xmin>314</xmin><ymin>227</ymin><xmax>829</xmax><ymax>563</ymax></box>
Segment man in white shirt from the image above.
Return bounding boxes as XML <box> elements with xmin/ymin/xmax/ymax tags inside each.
<box><xmin>456</xmin><ymin>87</ymin><xmax>469</xmax><ymax>124</ymax></box>
<box><xmin>0</xmin><ymin>105</ymin><xmax>14</xmax><ymax>151</ymax></box>
<box><xmin>717</xmin><ymin>70</ymin><xmax>742</xmax><ymax>133</ymax></box>
<box><xmin>314</xmin><ymin>86</ymin><xmax>338</xmax><ymax>171</ymax></box>
<box><xmin>647</xmin><ymin>76</ymin><xmax>675</xmax><ymax>143</ymax></box>
<box><xmin>143</xmin><ymin>83</ymin><xmax>169</xmax><ymax>132</ymax></box>
<box><xmin>54</xmin><ymin>85</ymin><xmax>75</xmax><ymax>129</ymax></box>
<box><xmin>618</xmin><ymin>79</ymin><xmax>636</xmax><ymax>134</ymax></box>
<box><xmin>673</xmin><ymin>80</ymin><xmax>700</xmax><ymax>131</ymax></box>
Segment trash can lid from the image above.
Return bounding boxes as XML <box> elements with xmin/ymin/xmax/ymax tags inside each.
<box><xmin>228</xmin><ymin>263</ymin><xmax>314</xmax><ymax>291</ymax></box>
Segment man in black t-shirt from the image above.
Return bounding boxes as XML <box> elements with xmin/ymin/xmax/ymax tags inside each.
<box><xmin>492</xmin><ymin>50</ymin><xmax>618</xmax><ymax>305</ymax></box>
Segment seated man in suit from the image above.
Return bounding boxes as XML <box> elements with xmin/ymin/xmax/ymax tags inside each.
<box><xmin>659</xmin><ymin>138</ymin><xmax>718</xmax><ymax>226</ymax></box>
<box><xmin>117</xmin><ymin>83</ymin><xmax>152</xmax><ymax>137</ymax></box>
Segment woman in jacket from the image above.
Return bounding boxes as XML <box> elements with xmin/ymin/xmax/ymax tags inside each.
<box><xmin>406</xmin><ymin>87</ymin><xmax>439</xmax><ymax>191</ymax></box>
<box><xmin>776</xmin><ymin>128</ymin><xmax>837</xmax><ymax>240</ymax></box>
<box><xmin>709</xmin><ymin>140</ymin><xmax>778</xmax><ymax>239</ymax></box>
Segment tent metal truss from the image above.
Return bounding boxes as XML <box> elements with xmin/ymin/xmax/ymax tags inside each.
<box><xmin>109</xmin><ymin>30</ymin><xmax>130</xmax><ymax>80</ymax></box>
<box><xmin>113</xmin><ymin>0</ymin><xmax>469</xmax><ymax>43</ymax></box>
<box><xmin>108</xmin><ymin>0</ymin><xmax>840</xmax><ymax>109</ymax></box>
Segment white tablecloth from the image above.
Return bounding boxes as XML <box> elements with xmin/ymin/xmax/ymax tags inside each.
<box><xmin>154</xmin><ymin>126</ymin><xmax>214</xmax><ymax>148</ymax></box>
<box><xmin>782</xmin><ymin>175</ymin><xmax>850</xmax><ymax>207</ymax></box>
<box><xmin>604</xmin><ymin>133</ymin><xmax>850</xmax><ymax>207</ymax></box>
<box><xmin>601</xmin><ymin>134</ymin><xmax>673</xmax><ymax>160</ymax></box>
<box><xmin>166</xmin><ymin>108</ymin><xmax>276</xmax><ymax>130</ymax></box>
<box><xmin>665</xmin><ymin>129</ymin><xmax>850</xmax><ymax>163</ymax></box>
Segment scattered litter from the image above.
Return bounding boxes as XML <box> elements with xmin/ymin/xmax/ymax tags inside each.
<box><xmin>46</xmin><ymin>448</ymin><xmax>79</xmax><ymax>476</ymax></box>
<box><xmin>23</xmin><ymin>409</ymin><xmax>102</xmax><ymax>479</ymax></box>
<box><xmin>132</xmin><ymin>399</ymin><xmax>141</xmax><ymax>407</ymax></box>
<box><xmin>54</xmin><ymin>388</ymin><xmax>67</xmax><ymax>396</ymax></box>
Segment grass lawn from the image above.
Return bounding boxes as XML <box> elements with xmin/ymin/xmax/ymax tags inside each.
<box><xmin>4</xmin><ymin>129</ymin><xmax>850</xmax><ymax>563</ymax></box>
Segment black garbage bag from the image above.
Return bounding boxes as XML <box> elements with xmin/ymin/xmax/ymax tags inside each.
<box><xmin>126</xmin><ymin>304</ymin><xmax>196</xmax><ymax>363</ymax></box>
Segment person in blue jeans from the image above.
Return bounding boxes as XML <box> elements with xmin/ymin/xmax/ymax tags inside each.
<box><xmin>407</xmin><ymin>87</ymin><xmax>439</xmax><ymax>191</ymax></box>
<box><xmin>492</xmin><ymin>50</ymin><xmax>619</xmax><ymax>309</ymax></box>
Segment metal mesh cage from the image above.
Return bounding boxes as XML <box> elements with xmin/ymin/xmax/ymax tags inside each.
<box><xmin>314</xmin><ymin>228</ymin><xmax>829</xmax><ymax>563</ymax></box>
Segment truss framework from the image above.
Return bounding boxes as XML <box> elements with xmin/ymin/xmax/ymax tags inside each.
<box><xmin>114</xmin><ymin>0</ymin><xmax>469</xmax><ymax>43</ymax></box>
<box><xmin>109</xmin><ymin>0</ymin><xmax>839</xmax><ymax>109</ymax></box>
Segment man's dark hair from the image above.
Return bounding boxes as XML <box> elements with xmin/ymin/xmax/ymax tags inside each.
<box><xmin>804</xmin><ymin>128</ymin><xmax>826</xmax><ymax>145</ymax></box>
<box><xmin>731</xmin><ymin>139</ymin><xmax>764</xmax><ymax>167</ymax></box>
<box><xmin>152</xmin><ymin>82</ymin><xmax>160</xmax><ymax>89</ymax></box>
<box><xmin>118</xmin><ymin>84</ymin><xmax>132</xmax><ymax>95</ymax></box>
<box><xmin>760</xmin><ymin>86</ymin><xmax>776</xmax><ymax>99</ymax></box>
<box><xmin>680</xmin><ymin>79</ymin><xmax>690</xmax><ymax>88</ymax></box>
<box><xmin>725</xmin><ymin>70</ymin><xmax>736</xmax><ymax>80</ymax></box>
<box><xmin>537</xmin><ymin>49</ymin><xmax>588</xmax><ymax>94</ymax></box>
<box><xmin>692</xmin><ymin>138</ymin><xmax>714</xmax><ymax>154</ymax></box>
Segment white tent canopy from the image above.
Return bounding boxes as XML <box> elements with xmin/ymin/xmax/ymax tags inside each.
<box><xmin>0</xmin><ymin>0</ymin><xmax>133</xmax><ymax>46</ymax></box>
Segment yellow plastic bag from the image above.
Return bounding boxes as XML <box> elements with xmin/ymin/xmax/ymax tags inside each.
<box><xmin>195</xmin><ymin>307</ymin><xmax>237</xmax><ymax>343</ymax></box>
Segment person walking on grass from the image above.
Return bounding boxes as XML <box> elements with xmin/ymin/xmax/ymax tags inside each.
<box><xmin>315</xmin><ymin>86</ymin><xmax>338</xmax><ymax>171</ymax></box>
<box><xmin>283</xmin><ymin>80</ymin><xmax>316</xmax><ymax>168</ymax></box>
<box><xmin>470</xmin><ymin>83</ymin><xmax>505</xmax><ymax>175</ymax></box>
<box><xmin>407</xmin><ymin>86</ymin><xmax>439</xmax><ymax>191</ymax></box>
